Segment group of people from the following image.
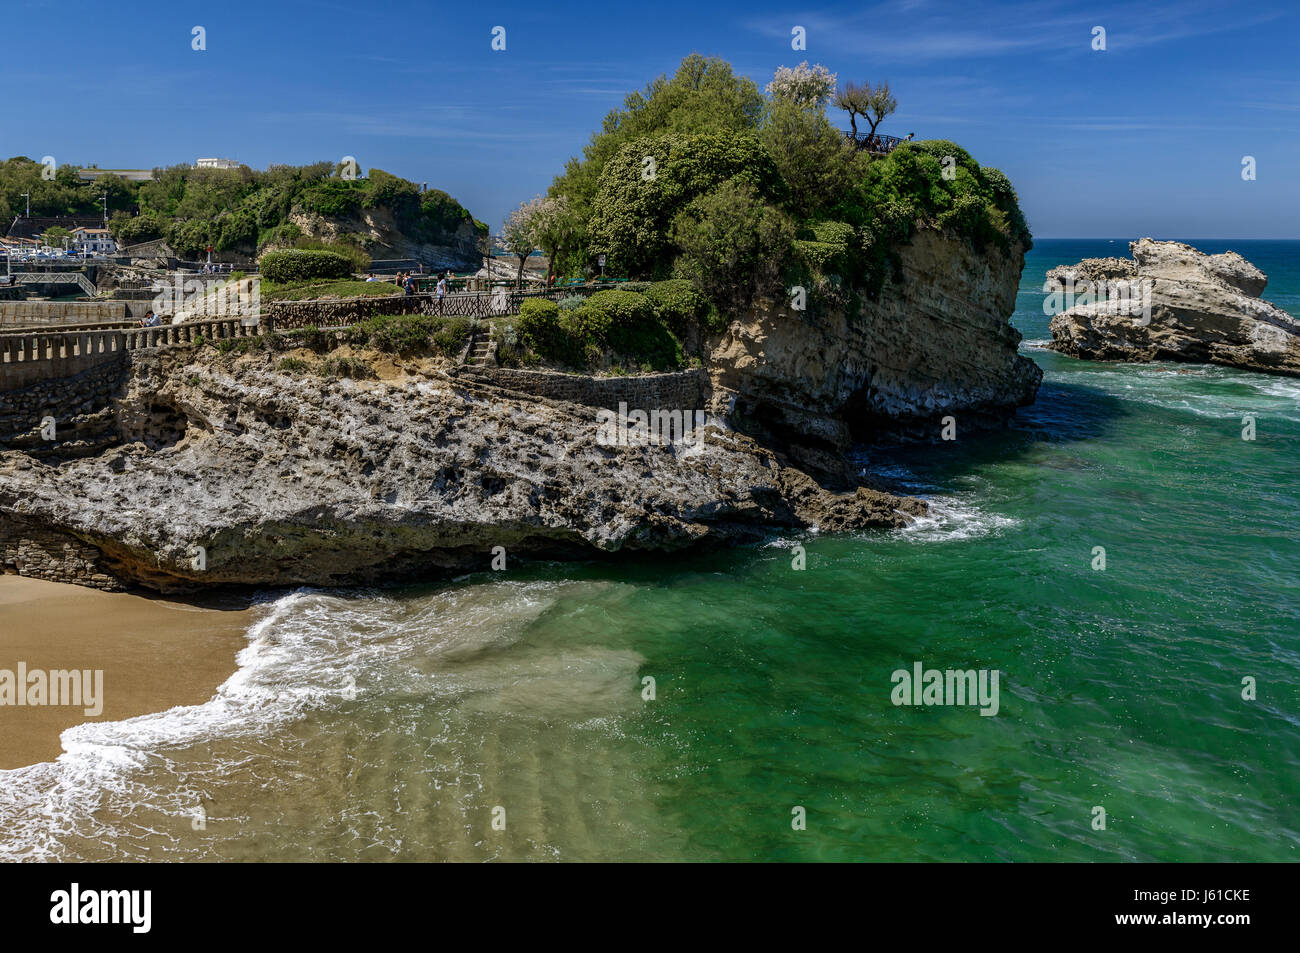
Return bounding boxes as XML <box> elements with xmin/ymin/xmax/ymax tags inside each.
<box><xmin>363</xmin><ymin>271</ymin><xmax>451</xmax><ymax>298</ymax></box>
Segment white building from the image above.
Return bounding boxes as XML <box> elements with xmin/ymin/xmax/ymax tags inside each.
<box><xmin>195</xmin><ymin>158</ymin><xmax>240</xmax><ymax>170</ymax></box>
<box><xmin>68</xmin><ymin>226</ymin><xmax>118</xmax><ymax>256</ymax></box>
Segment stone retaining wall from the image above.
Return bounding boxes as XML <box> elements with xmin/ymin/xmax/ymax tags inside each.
<box><xmin>0</xmin><ymin>359</ymin><xmax>127</xmax><ymax>459</ymax></box>
<box><xmin>266</xmin><ymin>294</ymin><xmax>423</xmax><ymax>330</ymax></box>
<box><xmin>0</xmin><ymin>517</ymin><xmax>123</xmax><ymax>591</ymax></box>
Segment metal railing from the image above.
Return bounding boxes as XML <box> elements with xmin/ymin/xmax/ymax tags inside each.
<box><xmin>7</xmin><ymin>272</ymin><xmax>98</xmax><ymax>296</ymax></box>
<box><xmin>845</xmin><ymin>131</ymin><xmax>909</xmax><ymax>154</ymax></box>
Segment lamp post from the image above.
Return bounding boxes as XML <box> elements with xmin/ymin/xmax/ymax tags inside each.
<box><xmin>20</xmin><ymin>191</ymin><xmax>30</xmax><ymax>218</ymax></box>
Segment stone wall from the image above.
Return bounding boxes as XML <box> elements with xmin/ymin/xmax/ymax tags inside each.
<box><xmin>267</xmin><ymin>293</ymin><xmax>424</xmax><ymax>330</ymax></box>
<box><xmin>0</xmin><ymin>516</ymin><xmax>123</xmax><ymax>590</ymax></box>
<box><xmin>0</xmin><ymin>358</ymin><xmax>127</xmax><ymax>460</ymax></box>
<box><xmin>451</xmin><ymin>365</ymin><xmax>708</xmax><ymax>413</ymax></box>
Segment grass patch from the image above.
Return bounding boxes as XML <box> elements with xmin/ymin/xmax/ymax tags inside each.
<box><xmin>340</xmin><ymin>314</ymin><xmax>471</xmax><ymax>357</ymax></box>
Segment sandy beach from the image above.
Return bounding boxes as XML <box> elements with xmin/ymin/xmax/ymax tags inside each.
<box><xmin>0</xmin><ymin>575</ymin><xmax>257</xmax><ymax>770</ymax></box>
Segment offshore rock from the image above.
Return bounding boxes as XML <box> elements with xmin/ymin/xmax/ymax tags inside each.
<box><xmin>1047</xmin><ymin>238</ymin><xmax>1300</xmax><ymax>376</ymax></box>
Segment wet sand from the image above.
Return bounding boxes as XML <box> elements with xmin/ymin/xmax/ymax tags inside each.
<box><xmin>0</xmin><ymin>575</ymin><xmax>257</xmax><ymax>770</ymax></box>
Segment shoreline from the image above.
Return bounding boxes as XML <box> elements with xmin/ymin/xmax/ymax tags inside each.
<box><xmin>0</xmin><ymin>574</ymin><xmax>258</xmax><ymax>770</ymax></box>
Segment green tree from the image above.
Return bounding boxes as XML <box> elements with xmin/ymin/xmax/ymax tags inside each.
<box><xmin>502</xmin><ymin>198</ymin><xmax>539</xmax><ymax>287</ymax></box>
<box><xmin>670</xmin><ymin>179</ymin><xmax>795</xmax><ymax>313</ymax></box>
<box><xmin>588</xmin><ymin>132</ymin><xmax>784</xmax><ymax>278</ymax></box>
<box><xmin>41</xmin><ymin>226</ymin><xmax>72</xmax><ymax>248</ymax></box>
<box><xmin>528</xmin><ymin>195</ymin><xmax>579</xmax><ymax>284</ymax></box>
<box><xmin>835</xmin><ymin>81</ymin><xmax>897</xmax><ymax>139</ymax></box>
<box><xmin>550</xmin><ymin>53</ymin><xmax>765</xmax><ymax>219</ymax></box>
<box><xmin>761</xmin><ymin>98</ymin><xmax>858</xmax><ymax>220</ymax></box>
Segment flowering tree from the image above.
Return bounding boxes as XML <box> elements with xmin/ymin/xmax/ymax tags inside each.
<box><xmin>505</xmin><ymin>195</ymin><xmax>580</xmax><ymax>286</ymax></box>
<box><xmin>530</xmin><ymin>195</ymin><xmax>578</xmax><ymax>285</ymax></box>
<box><xmin>502</xmin><ymin>198</ymin><xmax>541</xmax><ymax>287</ymax></box>
<box><xmin>766</xmin><ymin>62</ymin><xmax>837</xmax><ymax>110</ymax></box>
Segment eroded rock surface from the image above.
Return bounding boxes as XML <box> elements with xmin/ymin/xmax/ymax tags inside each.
<box><xmin>0</xmin><ymin>349</ymin><xmax>923</xmax><ymax>592</ymax></box>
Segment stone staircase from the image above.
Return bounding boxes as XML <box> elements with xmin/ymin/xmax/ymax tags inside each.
<box><xmin>464</xmin><ymin>329</ymin><xmax>493</xmax><ymax>367</ymax></box>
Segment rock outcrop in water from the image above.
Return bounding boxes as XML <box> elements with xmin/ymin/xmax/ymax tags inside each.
<box><xmin>1047</xmin><ymin>238</ymin><xmax>1300</xmax><ymax>376</ymax></box>
<box><xmin>0</xmin><ymin>349</ymin><xmax>924</xmax><ymax>592</ymax></box>
<box><xmin>708</xmin><ymin>228</ymin><xmax>1042</xmax><ymax>480</ymax></box>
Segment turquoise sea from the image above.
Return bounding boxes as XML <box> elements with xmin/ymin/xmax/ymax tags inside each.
<box><xmin>2</xmin><ymin>239</ymin><xmax>1297</xmax><ymax>861</ymax></box>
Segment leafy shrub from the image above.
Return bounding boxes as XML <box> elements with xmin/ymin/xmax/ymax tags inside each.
<box><xmin>516</xmin><ymin>298</ymin><xmax>568</xmax><ymax>358</ymax></box>
<box><xmin>581</xmin><ymin>290</ymin><xmax>679</xmax><ymax>367</ymax></box>
<box><xmin>431</xmin><ymin>317</ymin><xmax>472</xmax><ymax>355</ymax></box>
<box><xmin>278</xmin><ymin>357</ymin><xmax>309</xmax><ymax>373</ymax></box>
<box><xmin>588</xmin><ymin>132</ymin><xmax>785</xmax><ymax>278</ymax></box>
<box><xmin>670</xmin><ymin>180</ymin><xmax>795</xmax><ymax>314</ymax></box>
<box><xmin>793</xmin><ymin>240</ymin><xmax>839</xmax><ymax>274</ymax></box>
<box><xmin>290</xmin><ymin>238</ymin><xmax>371</xmax><ymax>272</ymax></box>
<box><xmin>258</xmin><ymin>222</ymin><xmax>302</xmax><ymax>250</ymax></box>
<box><xmin>642</xmin><ymin>279</ymin><xmax>708</xmax><ymax>337</ymax></box>
<box><xmin>557</xmin><ymin>295</ymin><xmax>586</xmax><ymax>311</ymax></box>
<box><xmin>854</xmin><ymin>140</ymin><xmax>1031</xmax><ymax>257</ymax></box>
<box><xmin>318</xmin><ymin>356</ymin><xmax>374</xmax><ymax>379</ymax></box>
<box><xmin>288</xmin><ymin>325</ymin><xmax>335</xmax><ymax>353</ymax></box>
<box><xmin>259</xmin><ymin>249</ymin><xmax>353</xmax><ymax>283</ymax></box>
<box><xmin>300</xmin><ymin>180</ymin><xmax>365</xmax><ymax>217</ymax></box>
<box><xmin>582</xmin><ymin>290</ymin><xmax>653</xmax><ymax>330</ymax></box>
<box><xmin>339</xmin><ymin>314</ymin><xmax>470</xmax><ymax>356</ymax></box>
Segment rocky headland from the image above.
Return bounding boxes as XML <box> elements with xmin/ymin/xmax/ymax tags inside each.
<box><xmin>1047</xmin><ymin>238</ymin><xmax>1300</xmax><ymax>376</ymax></box>
<box><xmin>710</xmin><ymin>229</ymin><xmax>1041</xmax><ymax>479</ymax></box>
<box><xmin>0</xmin><ymin>227</ymin><xmax>1037</xmax><ymax>593</ymax></box>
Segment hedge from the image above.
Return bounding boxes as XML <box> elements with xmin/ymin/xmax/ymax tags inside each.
<box><xmin>516</xmin><ymin>299</ymin><xmax>571</xmax><ymax>362</ymax></box>
<box><xmin>642</xmin><ymin>279</ymin><xmax>709</xmax><ymax>336</ymax></box>
<box><xmin>259</xmin><ymin>248</ymin><xmax>354</xmax><ymax>283</ymax></box>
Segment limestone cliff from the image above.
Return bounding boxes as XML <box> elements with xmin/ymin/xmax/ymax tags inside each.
<box><xmin>707</xmin><ymin>228</ymin><xmax>1042</xmax><ymax>480</ymax></box>
<box><xmin>1047</xmin><ymin>238</ymin><xmax>1300</xmax><ymax>376</ymax></box>
<box><xmin>289</xmin><ymin>207</ymin><xmax>482</xmax><ymax>271</ymax></box>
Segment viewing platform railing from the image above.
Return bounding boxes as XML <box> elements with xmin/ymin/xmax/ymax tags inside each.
<box><xmin>845</xmin><ymin>131</ymin><xmax>909</xmax><ymax>155</ymax></box>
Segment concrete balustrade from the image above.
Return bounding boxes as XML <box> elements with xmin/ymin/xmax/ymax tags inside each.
<box><xmin>0</xmin><ymin>315</ymin><xmax>274</xmax><ymax>392</ymax></box>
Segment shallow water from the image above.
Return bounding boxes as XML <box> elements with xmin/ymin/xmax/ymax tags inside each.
<box><xmin>3</xmin><ymin>240</ymin><xmax>1297</xmax><ymax>861</ymax></box>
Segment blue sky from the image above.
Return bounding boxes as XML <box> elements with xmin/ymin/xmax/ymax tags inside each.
<box><xmin>6</xmin><ymin>0</ymin><xmax>1298</xmax><ymax>237</ymax></box>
